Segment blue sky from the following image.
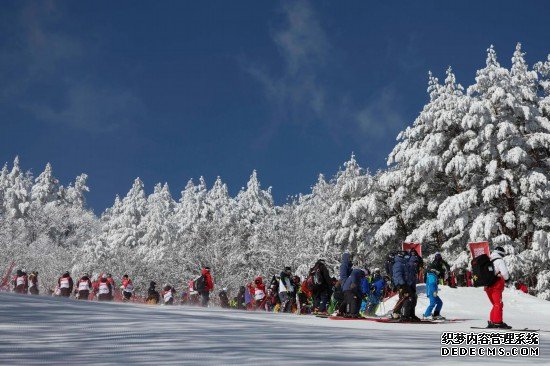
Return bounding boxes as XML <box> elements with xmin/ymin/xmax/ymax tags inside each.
<box><xmin>1</xmin><ymin>0</ymin><xmax>549</xmax><ymax>213</ymax></box>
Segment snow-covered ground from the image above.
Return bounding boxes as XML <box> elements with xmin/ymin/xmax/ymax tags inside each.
<box><xmin>0</xmin><ymin>286</ymin><xmax>549</xmax><ymax>365</ymax></box>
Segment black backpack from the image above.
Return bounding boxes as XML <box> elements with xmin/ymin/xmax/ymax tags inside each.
<box><xmin>471</xmin><ymin>254</ymin><xmax>498</xmax><ymax>287</ymax></box>
<box><xmin>194</xmin><ymin>275</ymin><xmax>206</xmax><ymax>292</ymax></box>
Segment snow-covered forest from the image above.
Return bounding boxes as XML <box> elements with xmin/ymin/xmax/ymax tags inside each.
<box><xmin>1</xmin><ymin>44</ymin><xmax>550</xmax><ymax>299</ymax></box>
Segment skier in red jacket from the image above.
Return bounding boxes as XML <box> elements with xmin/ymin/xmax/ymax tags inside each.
<box><xmin>121</xmin><ymin>274</ymin><xmax>134</xmax><ymax>302</ymax></box>
<box><xmin>198</xmin><ymin>267</ymin><xmax>214</xmax><ymax>307</ymax></box>
<box><xmin>76</xmin><ymin>274</ymin><xmax>93</xmax><ymax>300</ymax></box>
<box><xmin>58</xmin><ymin>272</ymin><xmax>74</xmax><ymax>297</ymax></box>
<box><xmin>13</xmin><ymin>269</ymin><xmax>28</xmax><ymax>294</ymax></box>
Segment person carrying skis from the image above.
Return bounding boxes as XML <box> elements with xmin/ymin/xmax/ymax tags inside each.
<box><xmin>146</xmin><ymin>281</ymin><xmax>160</xmax><ymax>304</ymax></box>
<box><xmin>278</xmin><ymin>267</ymin><xmax>294</xmax><ymax>313</ymax></box>
<box><xmin>121</xmin><ymin>274</ymin><xmax>134</xmax><ymax>302</ymax></box>
<box><xmin>423</xmin><ymin>268</ymin><xmax>444</xmax><ymax>320</ymax></box>
<box><xmin>13</xmin><ymin>269</ymin><xmax>28</xmax><ymax>294</ymax></box>
<box><xmin>76</xmin><ymin>274</ymin><xmax>93</xmax><ymax>300</ymax></box>
<box><xmin>97</xmin><ymin>274</ymin><xmax>113</xmax><ymax>301</ymax></box>
<box><xmin>310</xmin><ymin>259</ymin><xmax>332</xmax><ymax>315</ymax></box>
<box><xmin>58</xmin><ymin>272</ymin><xmax>74</xmax><ymax>297</ymax></box>
<box><xmin>485</xmin><ymin>246</ymin><xmax>511</xmax><ymax>329</ymax></box>
<box><xmin>28</xmin><ymin>271</ymin><xmax>39</xmax><ymax>295</ymax></box>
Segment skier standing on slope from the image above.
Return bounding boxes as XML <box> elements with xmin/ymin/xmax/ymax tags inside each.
<box><xmin>13</xmin><ymin>269</ymin><xmax>28</xmax><ymax>294</ymax></box>
<box><xmin>97</xmin><ymin>274</ymin><xmax>113</xmax><ymax>301</ymax></box>
<box><xmin>423</xmin><ymin>268</ymin><xmax>444</xmax><ymax>320</ymax></box>
<box><xmin>429</xmin><ymin>252</ymin><xmax>451</xmax><ymax>285</ymax></box>
<box><xmin>485</xmin><ymin>246</ymin><xmax>511</xmax><ymax>329</ymax></box>
<box><xmin>197</xmin><ymin>267</ymin><xmax>214</xmax><ymax>307</ymax></box>
<box><xmin>219</xmin><ymin>288</ymin><xmax>230</xmax><ymax>308</ymax></box>
<box><xmin>76</xmin><ymin>274</ymin><xmax>93</xmax><ymax>300</ymax></box>
<box><xmin>251</xmin><ymin>277</ymin><xmax>266</xmax><ymax>310</ymax></box>
<box><xmin>341</xmin><ymin>268</ymin><xmax>366</xmax><ymax>318</ymax></box>
<box><xmin>278</xmin><ymin>267</ymin><xmax>294</xmax><ymax>313</ymax></box>
<box><xmin>121</xmin><ymin>274</ymin><xmax>134</xmax><ymax>302</ymax></box>
<box><xmin>28</xmin><ymin>271</ymin><xmax>39</xmax><ymax>295</ymax></box>
<box><xmin>58</xmin><ymin>272</ymin><xmax>74</xmax><ymax>297</ymax></box>
<box><xmin>366</xmin><ymin>268</ymin><xmax>385</xmax><ymax>316</ymax></box>
<box><xmin>391</xmin><ymin>251</ymin><xmax>408</xmax><ymax>318</ymax></box>
<box><xmin>403</xmin><ymin>248</ymin><xmax>423</xmax><ymax>320</ymax></box>
<box><xmin>310</xmin><ymin>259</ymin><xmax>332</xmax><ymax>315</ymax></box>
<box><xmin>146</xmin><ymin>281</ymin><xmax>160</xmax><ymax>304</ymax></box>
<box><xmin>162</xmin><ymin>285</ymin><xmax>176</xmax><ymax>305</ymax></box>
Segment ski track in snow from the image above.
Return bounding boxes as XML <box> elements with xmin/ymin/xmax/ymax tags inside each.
<box><xmin>0</xmin><ymin>286</ymin><xmax>549</xmax><ymax>365</ymax></box>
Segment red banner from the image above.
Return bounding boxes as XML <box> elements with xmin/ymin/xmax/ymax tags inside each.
<box><xmin>468</xmin><ymin>241</ymin><xmax>489</xmax><ymax>258</ymax></box>
<box><xmin>402</xmin><ymin>242</ymin><xmax>422</xmax><ymax>257</ymax></box>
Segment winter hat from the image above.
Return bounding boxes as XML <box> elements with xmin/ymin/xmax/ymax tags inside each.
<box><xmin>64</xmin><ymin>271</ymin><xmax>70</xmax><ymax>276</ymax></box>
<box><xmin>494</xmin><ymin>246</ymin><xmax>507</xmax><ymax>257</ymax></box>
<box><xmin>284</xmin><ymin>266</ymin><xmax>292</xmax><ymax>272</ymax></box>
<box><xmin>101</xmin><ymin>273</ymin><xmax>107</xmax><ymax>279</ymax></box>
<box><xmin>374</xmin><ymin>268</ymin><xmax>380</xmax><ymax>273</ymax></box>
<box><xmin>16</xmin><ymin>269</ymin><xmax>22</xmax><ymax>276</ymax></box>
<box><xmin>150</xmin><ymin>281</ymin><xmax>156</xmax><ymax>287</ymax></box>
<box><xmin>222</xmin><ymin>287</ymin><xmax>227</xmax><ymax>292</ymax></box>
<box><xmin>434</xmin><ymin>252</ymin><xmax>442</xmax><ymax>260</ymax></box>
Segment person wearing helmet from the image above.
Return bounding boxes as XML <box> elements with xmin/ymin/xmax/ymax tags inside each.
<box><xmin>485</xmin><ymin>246</ymin><xmax>511</xmax><ymax>329</ymax></box>
<box><xmin>58</xmin><ymin>272</ymin><xmax>74</xmax><ymax>297</ymax></box>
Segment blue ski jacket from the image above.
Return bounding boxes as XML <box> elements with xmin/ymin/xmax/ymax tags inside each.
<box><xmin>343</xmin><ymin>269</ymin><xmax>365</xmax><ymax>295</ymax></box>
<box><xmin>405</xmin><ymin>255</ymin><xmax>421</xmax><ymax>287</ymax></box>
<box><xmin>339</xmin><ymin>252</ymin><xmax>353</xmax><ymax>283</ymax></box>
<box><xmin>425</xmin><ymin>272</ymin><xmax>438</xmax><ymax>296</ymax></box>
<box><xmin>392</xmin><ymin>256</ymin><xmax>407</xmax><ymax>286</ymax></box>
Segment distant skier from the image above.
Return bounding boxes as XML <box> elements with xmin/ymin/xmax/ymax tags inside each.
<box><xmin>219</xmin><ymin>288</ymin><xmax>230</xmax><ymax>308</ymax></box>
<box><xmin>423</xmin><ymin>268</ymin><xmax>444</xmax><ymax>320</ymax></box>
<box><xmin>196</xmin><ymin>267</ymin><xmax>214</xmax><ymax>307</ymax></box>
<box><xmin>13</xmin><ymin>269</ymin><xmax>28</xmax><ymax>294</ymax></box>
<box><xmin>97</xmin><ymin>274</ymin><xmax>113</xmax><ymax>301</ymax></box>
<box><xmin>251</xmin><ymin>277</ymin><xmax>266</xmax><ymax>310</ymax></box>
<box><xmin>235</xmin><ymin>286</ymin><xmax>246</xmax><ymax>310</ymax></box>
<box><xmin>162</xmin><ymin>285</ymin><xmax>175</xmax><ymax>305</ymax></box>
<box><xmin>485</xmin><ymin>246</ymin><xmax>511</xmax><ymax>329</ymax></box>
<box><xmin>28</xmin><ymin>271</ymin><xmax>39</xmax><ymax>295</ymax></box>
<box><xmin>146</xmin><ymin>281</ymin><xmax>160</xmax><ymax>305</ymax></box>
<box><xmin>76</xmin><ymin>274</ymin><xmax>93</xmax><ymax>300</ymax></box>
<box><xmin>58</xmin><ymin>272</ymin><xmax>74</xmax><ymax>297</ymax></box>
<box><xmin>121</xmin><ymin>274</ymin><xmax>134</xmax><ymax>302</ymax></box>
<box><xmin>278</xmin><ymin>267</ymin><xmax>294</xmax><ymax>313</ymax></box>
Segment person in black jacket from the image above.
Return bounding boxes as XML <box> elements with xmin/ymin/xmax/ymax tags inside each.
<box><xmin>219</xmin><ymin>288</ymin><xmax>230</xmax><ymax>308</ymax></box>
<box><xmin>235</xmin><ymin>286</ymin><xmax>246</xmax><ymax>310</ymax></box>
<box><xmin>146</xmin><ymin>281</ymin><xmax>160</xmax><ymax>304</ymax></box>
<box><xmin>310</xmin><ymin>259</ymin><xmax>332</xmax><ymax>314</ymax></box>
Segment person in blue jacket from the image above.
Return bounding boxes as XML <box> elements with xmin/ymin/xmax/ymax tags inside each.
<box><xmin>423</xmin><ymin>268</ymin><xmax>444</xmax><ymax>320</ymax></box>
<box><xmin>391</xmin><ymin>251</ymin><xmax>408</xmax><ymax>318</ymax></box>
<box><xmin>339</xmin><ymin>251</ymin><xmax>353</xmax><ymax>284</ymax></box>
<box><xmin>359</xmin><ymin>270</ymin><xmax>371</xmax><ymax>313</ymax></box>
<box><xmin>341</xmin><ymin>268</ymin><xmax>366</xmax><ymax>318</ymax></box>
<box><xmin>366</xmin><ymin>268</ymin><xmax>385</xmax><ymax>316</ymax></box>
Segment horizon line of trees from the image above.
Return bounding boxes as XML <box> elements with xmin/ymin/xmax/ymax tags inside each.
<box><xmin>1</xmin><ymin>43</ymin><xmax>549</xmax><ymax>299</ymax></box>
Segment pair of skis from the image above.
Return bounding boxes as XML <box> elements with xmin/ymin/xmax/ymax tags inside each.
<box><xmin>325</xmin><ymin>315</ymin><xmax>461</xmax><ymax>324</ymax></box>
<box><xmin>470</xmin><ymin>326</ymin><xmax>540</xmax><ymax>332</ymax></box>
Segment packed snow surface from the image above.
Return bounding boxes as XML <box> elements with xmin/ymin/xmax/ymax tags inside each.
<box><xmin>0</xmin><ymin>285</ymin><xmax>549</xmax><ymax>365</ymax></box>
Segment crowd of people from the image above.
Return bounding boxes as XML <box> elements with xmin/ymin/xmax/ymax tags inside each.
<box><xmin>6</xmin><ymin>246</ymin><xmax>521</xmax><ymax>328</ymax></box>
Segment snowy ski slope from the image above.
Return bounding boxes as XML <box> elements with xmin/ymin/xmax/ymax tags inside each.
<box><xmin>0</xmin><ymin>285</ymin><xmax>549</xmax><ymax>365</ymax></box>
